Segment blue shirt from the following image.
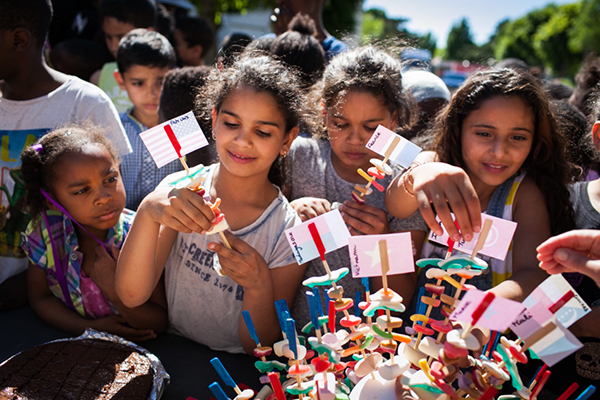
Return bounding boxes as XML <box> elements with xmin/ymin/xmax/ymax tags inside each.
<box><xmin>120</xmin><ymin>111</ymin><xmax>183</xmax><ymax>210</ymax></box>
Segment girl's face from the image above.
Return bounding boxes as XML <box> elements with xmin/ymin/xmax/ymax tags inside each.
<box><xmin>213</xmin><ymin>84</ymin><xmax>297</xmax><ymax>180</ymax></box>
<box><xmin>49</xmin><ymin>144</ymin><xmax>126</xmax><ymax>236</ymax></box>
<box><xmin>326</xmin><ymin>90</ymin><xmax>397</xmax><ymax>177</ymax></box>
<box><xmin>461</xmin><ymin>95</ymin><xmax>534</xmax><ymax>196</ymax></box>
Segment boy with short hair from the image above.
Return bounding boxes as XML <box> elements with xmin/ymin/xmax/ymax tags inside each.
<box><xmin>173</xmin><ymin>16</ymin><xmax>214</xmax><ymax>67</ymax></box>
<box><xmin>0</xmin><ymin>0</ymin><xmax>132</xmax><ymax>308</ymax></box>
<box><xmin>92</xmin><ymin>0</ymin><xmax>157</xmax><ymax>112</ymax></box>
<box><xmin>115</xmin><ymin>29</ymin><xmax>180</xmax><ymax>210</ymax></box>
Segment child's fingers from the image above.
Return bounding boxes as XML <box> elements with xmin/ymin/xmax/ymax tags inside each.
<box><xmin>415</xmin><ymin>190</ymin><xmax>444</xmax><ymax>236</ymax></box>
<box><xmin>340</xmin><ymin>201</ymin><xmax>388</xmax><ymax>235</ymax></box>
<box><xmin>443</xmin><ymin>184</ymin><xmax>477</xmax><ymax>242</ymax></box>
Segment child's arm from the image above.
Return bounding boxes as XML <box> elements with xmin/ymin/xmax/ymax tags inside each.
<box><xmin>290</xmin><ymin>197</ymin><xmax>331</xmax><ymax>222</ymax></box>
<box><xmin>208</xmin><ymin>231</ymin><xmax>306</xmax><ymax>355</ymax></box>
<box><xmin>27</xmin><ymin>263</ymin><xmax>156</xmax><ymax>341</ymax></box>
<box><xmin>385</xmin><ymin>160</ymin><xmax>481</xmax><ymax>242</ymax></box>
<box><xmin>490</xmin><ymin>178</ymin><xmax>551</xmax><ymax>301</ymax></box>
<box><xmin>116</xmin><ymin>186</ymin><xmax>215</xmax><ymax>307</ymax></box>
<box><xmin>91</xmin><ymin>244</ymin><xmax>168</xmax><ymax>333</ymax></box>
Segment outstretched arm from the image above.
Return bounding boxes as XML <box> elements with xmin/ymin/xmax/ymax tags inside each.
<box><xmin>386</xmin><ymin>159</ymin><xmax>481</xmax><ymax>242</ymax></box>
<box><xmin>208</xmin><ymin>231</ymin><xmax>306</xmax><ymax>354</ymax></box>
<box><xmin>116</xmin><ymin>186</ymin><xmax>215</xmax><ymax>307</ymax></box>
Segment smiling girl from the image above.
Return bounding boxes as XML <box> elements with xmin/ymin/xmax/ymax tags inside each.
<box><xmin>386</xmin><ymin>68</ymin><xmax>575</xmax><ymax>308</ymax></box>
<box><xmin>115</xmin><ymin>54</ymin><xmax>318</xmax><ymax>354</ymax></box>
<box><xmin>20</xmin><ymin>125</ymin><xmax>167</xmax><ymax>341</ymax></box>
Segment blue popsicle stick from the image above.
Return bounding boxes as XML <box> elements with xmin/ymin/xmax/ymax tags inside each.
<box><xmin>415</xmin><ymin>286</ymin><xmax>426</xmax><ymax>326</ymax></box>
<box><xmin>575</xmin><ymin>385</ymin><xmax>596</xmax><ymax>400</ymax></box>
<box><xmin>275</xmin><ymin>299</ymin><xmax>290</xmax><ymax>333</ymax></box>
<box><xmin>210</xmin><ymin>357</ymin><xmax>237</xmax><ymax>389</ymax></box>
<box><xmin>306</xmin><ymin>291</ymin><xmax>320</xmax><ymax>328</ymax></box>
<box><xmin>242</xmin><ymin>310</ymin><xmax>260</xmax><ymax>346</ymax></box>
<box><xmin>286</xmin><ymin>318</ymin><xmax>298</xmax><ymax>359</ymax></box>
<box><xmin>312</xmin><ymin>287</ymin><xmax>324</xmax><ymax>316</ymax></box>
<box><xmin>361</xmin><ymin>277</ymin><xmax>370</xmax><ymax>293</ymax></box>
<box><xmin>355</xmin><ymin>291</ymin><xmax>362</xmax><ymax>317</ymax></box>
<box><xmin>209</xmin><ymin>382</ymin><xmax>230</xmax><ymax>400</ymax></box>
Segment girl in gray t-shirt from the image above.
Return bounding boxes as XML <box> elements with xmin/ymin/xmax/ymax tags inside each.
<box><xmin>286</xmin><ymin>46</ymin><xmax>427</xmax><ymax>329</ymax></box>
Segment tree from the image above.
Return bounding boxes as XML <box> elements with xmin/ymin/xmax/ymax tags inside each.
<box><xmin>534</xmin><ymin>2</ymin><xmax>583</xmax><ymax>76</ymax></box>
<box><xmin>493</xmin><ymin>7</ymin><xmax>555</xmax><ymax>68</ymax></box>
<box><xmin>570</xmin><ymin>0</ymin><xmax>600</xmax><ymax>55</ymax></box>
<box><xmin>361</xmin><ymin>8</ymin><xmax>436</xmax><ymax>54</ymax></box>
<box><xmin>445</xmin><ymin>18</ymin><xmax>476</xmax><ymax>61</ymax></box>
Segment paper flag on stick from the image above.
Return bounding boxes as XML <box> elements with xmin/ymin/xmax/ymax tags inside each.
<box><xmin>523</xmin><ymin>274</ymin><xmax>591</xmax><ymax>328</ymax></box>
<box><xmin>450</xmin><ymin>289</ymin><xmax>525</xmax><ymax>332</ymax></box>
<box><xmin>140</xmin><ymin>111</ymin><xmax>208</xmax><ymax>168</ymax></box>
<box><xmin>428</xmin><ymin>213</ymin><xmax>517</xmax><ymax>260</ymax></box>
<box><xmin>284</xmin><ymin>209</ymin><xmax>351</xmax><ymax>264</ymax></box>
<box><xmin>348</xmin><ymin>232</ymin><xmax>415</xmax><ymax>278</ymax></box>
<box><xmin>525</xmin><ymin>317</ymin><xmax>583</xmax><ymax>367</ymax></box>
<box><xmin>364</xmin><ymin>125</ymin><xmax>421</xmax><ymax>168</ymax></box>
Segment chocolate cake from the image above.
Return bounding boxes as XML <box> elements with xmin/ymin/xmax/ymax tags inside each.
<box><xmin>0</xmin><ymin>339</ymin><xmax>154</xmax><ymax>400</ymax></box>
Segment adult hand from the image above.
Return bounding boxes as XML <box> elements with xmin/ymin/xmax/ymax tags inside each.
<box><xmin>537</xmin><ymin>229</ymin><xmax>600</xmax><ymax>287</ymax></box>
<box><xmin>290</xmin><ymin>197</ymin><xmax>331</xmax><ymax>222</ymax></box>
<box><xmin>140</xmin><ymin>186</ymin><xmax>216</xmax><ymax>234</ymax></box>
<box><xmin>207</xmin><ymin>231</ymin><xmax>271</xmax><ymax>291</ymax></box>
<box><xmin>90</xmin><ymin>315</ymin><xmax>156</xmax><ymax>342</ymax></box>
<box><xmin>411</xmin><ymin>162</ymin><xmax>481</xmax><ymax>242</ymax></box>
<box><xmin>339</xmin><ymin>200</ymin><xmax>390</xmax><ymax>235</ymax></box>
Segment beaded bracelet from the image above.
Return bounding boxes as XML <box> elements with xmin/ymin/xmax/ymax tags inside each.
<box><xmin>400</xmin><ymin>161</ymin><xmax>430</xmax><ymax>197</ymax></box>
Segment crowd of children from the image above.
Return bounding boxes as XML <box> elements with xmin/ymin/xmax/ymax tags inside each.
<box><xmin>2</xmin><ymin>0</ymin><xmax>600</xmax><ymax>397</ymax></box>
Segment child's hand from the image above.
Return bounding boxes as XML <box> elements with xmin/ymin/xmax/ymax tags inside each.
<box><xmin>537</xmin><ymin>229</ymin><xmax>600</xmax><ymax>288</ymax></box>
<box><xmin>90</xmin><ymin>315</ymin><xmax>156</xmax><ymax>342</ymax></box>
<box><xmin>410</xmin><ymin>162</ymin><xmax>481</xmax><ymax>242</ymax></box>
<box><xmin>140</xmin><ymin>186</ymin><xmax>216</xmax><ymax>234</ymax></box>
<box><xmin>207</xmin><ymin>231</ymin><xmax>271</xmax><ymax>292</ymax></box>
<box><xmin>339</xmin><ymin>200</ymin><xmax>390</xmax><ymax>235</ymax></box>
<box><xmin>90</xmin><ymin>244</ymin><xmax>119</xmax><ymax>299</ymax></box>
<box><xmin>290</xmin><ymin>197</ymin><xmax>331</xmax><ymax>221</ymax></box>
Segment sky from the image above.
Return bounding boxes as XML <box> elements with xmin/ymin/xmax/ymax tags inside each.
<box><xmin>362</xmin><ymin>0</ymin><xmax>576</xmax><ymax>46</ymax></box>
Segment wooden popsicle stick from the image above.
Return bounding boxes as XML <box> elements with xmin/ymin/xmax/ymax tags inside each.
<box><xmin>378</xmin><ymin>240</ymin><xmax>390</xmax><ymax>291</ymax></box>
<box><xmin>471</xmin><ymin>219</ymin><xmax>493</xmax><ymax>259</ymax></box>
<box><xmin>179</xmin><ymin>156</ymin><xmax>191</xmax><ymax>175</ymax></box>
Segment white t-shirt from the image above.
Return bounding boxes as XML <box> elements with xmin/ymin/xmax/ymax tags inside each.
<box><xmin>163</xmin><ymin>164</ymin><xmax>301</xmax><ymax>353</ymax></box>
<box><xmin>0</xmin><ymin>73</ymin><xmax>132</xmax><ymax>284</ymax></box>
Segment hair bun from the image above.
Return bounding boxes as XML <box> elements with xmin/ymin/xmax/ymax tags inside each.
<box><xmin>288</xmin><ymin>13</ymin><xmax>317</xmax><ymax>36</ymax></box>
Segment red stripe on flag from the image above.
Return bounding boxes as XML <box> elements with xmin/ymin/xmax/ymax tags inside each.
<box><xmin>308</xmin><ymin>222</ymin><xmax>326</xmax><ymax>261</ymax></box>
<box><xmin>472</xmin><ymin>292</ymin><xmax>495</xmax><ymax>326</ymax></box>
<box><xmin>549</xmin><ymin>290</ymin><xmax>575</xmax><ymax>314</ymax></box>
<box><xmin>164</xmin><ymin>124</ymin><xmax>182</xmax><ymax>158</ymax></box>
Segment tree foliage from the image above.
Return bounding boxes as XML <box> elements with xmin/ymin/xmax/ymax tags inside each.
<box><xmin>570</xmin><ymin>0</ymin><xmax>600</xmax><ymax>55</ymax></box>
<box><xmin>361</xmin><ymin>8</ymin><xmax>436</xmax><ymax>54</ymax></box>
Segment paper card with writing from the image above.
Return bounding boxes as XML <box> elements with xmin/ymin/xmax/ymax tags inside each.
<box><xmin>427</xmin><ymin>213</ymin><xmax>517</xmax><ymax>260</ymax></box>
<box><xmin>348</xmin><ymin>232</ymin><xmax>415</xmax><ymax>278</ymax></box>
<box><xmin>140</xmin><ymin>111</ymin><xmax>208</xmax><ymax>168</ymax></box>
<box><xmin>510</xmin><ymin>303</ymin><xmax>554</xmax><ymax>341</ymax></box>
<box><xmin>522</xmin><ymin>274</ymin><xmax>590</xmax><ymax>328</ymax></box>
<box><xmin>450</xmin><ymin>289</ymin><xmax>525</xmax><ymax>332</ymax></box>
<box><xmin>528</xmin><ymin>317</ymin><xmax>583</xmax><ymax>367</ymax></box>
<box><xmin>284</xmin><ymin>209</ymin><xmax>351</xmax><ymax>265</ymax></box>
<box><xmin>364</xmin><ymin>125</ymin><xmax>421</xmax><ymax>168</ymax></box>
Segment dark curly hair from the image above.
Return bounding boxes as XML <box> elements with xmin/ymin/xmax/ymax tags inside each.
<box><xmin>571</xmin><ymin>53</ymin><xmax>600</xmax><ymax>117</ymax></box>
<box><xmin>195</xmin><ymin>52</ymin><xmax>319</xmax><ymax>187</ymax></box>
<box><xmin>20</xmin><ymin>124</ymin><xmax>120</xmax><ymax>217</ymax></box>
<box><xmin>434</xmin><ymin>68</ymin><xmax>575</xmax><ymax>235</ymax></box>
<box><xmin>315</xmin><ymin>45</ymin><xmax>417</xmax><ymax>139</ymax></box>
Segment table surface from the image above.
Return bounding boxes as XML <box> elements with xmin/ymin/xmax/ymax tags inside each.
<box><xmin>1</xmin><ymin>306</ymin><xmax>264</xmax><ymax>400</ymax></box>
